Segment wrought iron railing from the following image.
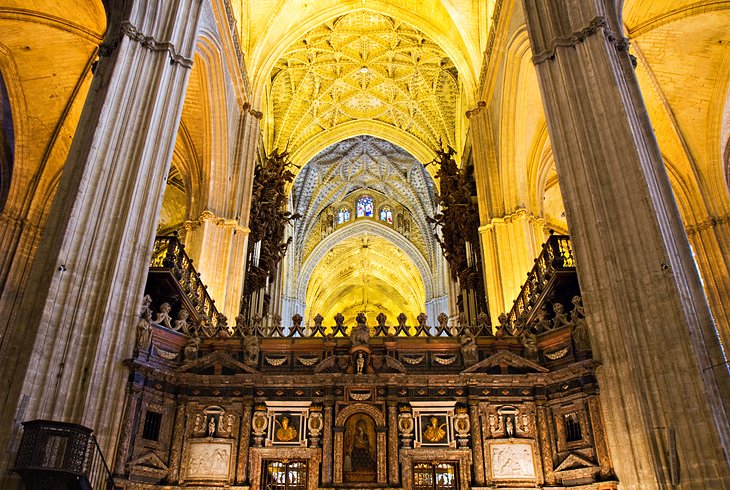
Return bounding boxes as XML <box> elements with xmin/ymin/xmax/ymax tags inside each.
<box><xmin>150</xmin><ymin>233</ymin><xmax>220</xmax><ymax>327</ymax></box>
<box><xmin>507</xmin><ymin>231</ymin><xmax>575</xmax><ymax>325</ymax></box>
<box><xmin>12</xmin><ymin>420</ymin><xmax>117</xmax><ymax>489</ymax></box>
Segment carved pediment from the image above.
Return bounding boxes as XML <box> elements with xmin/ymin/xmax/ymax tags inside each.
<box><xmin>177</xmin><ymin>350</ymin><xmax>258</xmax><ymax>374</ymax></box>
<box><xmin>461</xmin><ymin>350</ymin><xmax>549</xmax><ymax>374</ymax></box>
<box><xmin>127</xmin><ymin>451</ymin><xmax>169</xmax><ymax>481</ymax></box>
<box><xmin>554</xmin><ymin>452</ymin><xmax>597</xmax><ymax>472</ymax></box>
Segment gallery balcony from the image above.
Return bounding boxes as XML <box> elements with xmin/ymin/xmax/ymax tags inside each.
<box><xmin>12</xmin><ymin>420</ymin><xmax>117</xmax><ymax>490</ymax></box>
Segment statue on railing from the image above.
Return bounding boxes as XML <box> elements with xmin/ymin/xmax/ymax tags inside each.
<box><xmin>174</xmin><ymin>309</ymin><xmax>190</xmax><ymax>334</ymax></box>
<box><xmin>184</xmin><ymin>331</ymin><xmax>201</xmax><ymax>361</ymax></box>
<box><xmin>153</xmin><ymin>302</ymin><xmax>173</xmax><ymax>329</ymax></box>
<box><xmin>461</xmin><ymin>330</ymin><xmax>478</xmax><ymax>365</ymax></box>
<box><xmin>570</xmin><ymin>296</ymin><xmax>591</xmax><ymax>351</ymax></box>
<box><xmin>495</xmin><ymin>313</ymin><xmax>510</xmax><ymax>338</ymax></box>
<box><xmin>552</xmin><ymin>303</ymin><xmax>572</xmax><ymax>330</ymax></box>
<box><xmin>244</xmin><ymin>333</ymin><xmax>260</xmax><ymax>365</ymax></box>
<box><xmin>135</xmin><ymin>295</ymin><xmax>153</xmax><ymax>351</ymax></box>
<box><xmin>520</xmin><ymin>330</ymin><xmax>539</xmax><ymax>362</ymax></box>
<box><xmin>351</xmin><ymin>313</ymin><xmax>370</xmax><ymax>347</ymax></box>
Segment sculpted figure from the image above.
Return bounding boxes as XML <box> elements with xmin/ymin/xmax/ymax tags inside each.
<box><xmin>135</xmin><ymin>307</ymin><xmax>152</xmax><ymax>350</ymax></box>
<box><xmin>244</xmin><ymin>334</ymin><xmax>260</xmax><ymax>365</ymax></box>
<box><xmin>185</xmin><ymin>332</ymin><xmax>201</xmax><ymax>361</ymax></box>
<box><xmin>534</xmin><ymin>307</ymin><xmax>551</xmax><ymax>333</ymax></box>
<box><xmin>495</xmin><ymin>313</ymin><xmax>510</xmax><ymax>338</ymax></box>
<box><xmin>461</xmin><ymin>330</ymin><xmax>478</xmax><ymax>365</ymax></box>
<box><xmin>173</xmin><ymin>309</ymin><xmax>190</xmax><ymax>334</ymax></box>
<box><xmin>208</xmin><ymin>417</ymin><xmax>216</xmax><ymax>437</ymax></box>
<box><xmin>356</xmin><ymin>352</ymin><xmax>365</xmax><ymax>374</ymax></box>
<box><xmin>153</xmin><ymin>302</ymin><xmax>173</xmax><ymax>329</ymax></box>
<box><xmin>552</xmin><ymin>303</ymin><xmax>571</xmax><ymax>329</ymax></box>
<box><xmin>521</xmin><ymin>330</ymin><xmax>539</xmax><ymax>362</ymax></box>
<box><xmin>423</xmin><ymin>416</ymin><xmax>447</xmax><ymax>442</ymax></box>
<box><xmin>276</xmin><ymin>416</ymin><xmax>298</xmax><ymax>442</ymax></box>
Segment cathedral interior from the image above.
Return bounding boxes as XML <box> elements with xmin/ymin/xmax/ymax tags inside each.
<box><xmin>0</xmin><ymin>0</ymin><xmax>729</xmax><ymax>489</ymax></box>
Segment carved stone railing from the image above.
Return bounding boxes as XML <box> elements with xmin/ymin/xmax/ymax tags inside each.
<box><xmin>12</xmin><ymin>420</ymin><xmax>117</xmax><ymax>489</ymax></box>
<box><xmin>507</xmin><ymin>231</ymin><xmax>576</xmax><ymax>326</ymax></box>
<box><xmin>150</xmin><ymin>233</ymin><xmax>220</xmax><ymax>327</ymax></box>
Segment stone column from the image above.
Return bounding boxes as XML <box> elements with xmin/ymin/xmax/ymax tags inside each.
<box><xmin>479</xmin><ymin>209</ymin><xmax>546</xmax><ymax>323</ymax></box>
<box><xmin>534</xmin><ymin>401</ymin><xmax>556</xmax><ymax>486</ymax></box>
<box><xmin>167</xmin><ymin>401</ymin><xmax>188</xmax><ymax>483</ymax></box>
<box><xmin>321</xmin><ymin>400</ymin><xmax>334</xmax><ymax>485</ymax></box>
<box><xmin>468</xmin><ymin>399</ymin><xmax>485</xmax><ymax>486</ymax></box>
<box><xmin>0</xmin><ymin>0</ymin><xmax>205</xmax><ymax>479</ymax></box>
<box><xmin>181</xmin><ymin>107</ymin><xmax>260</xmax><ymax>319</ymax></box>
<box><xmin>235</xmin><ymin>399</ymin><xmax>253</xmax><ymax>483</ymax></box>
<box><xmin>687</xmin><ymin>216</ymin><xmax>730</xmax><ymax>350</ymax></box>
<box><xmin>182</xmin><ymin>212</ymin><xmax>248</xmax><ymax>319</ymax></box>
<box><xmin>522</xmin><ymin>0</ymin><xmax>730</xmax><ymax>487</ymax></box>
<box><xmin>387</xmin><ymin>400</ymin><xmax>400</xmax><ymax>485</ymax></box>
<box><xmin>586</xmin><ymin>395</ymin><xmax>613</xmax><ymax>480</ymax></box>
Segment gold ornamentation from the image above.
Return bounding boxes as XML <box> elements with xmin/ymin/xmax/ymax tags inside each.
<box><xmin>297</xmin><ymin>356</ymin><xmax>320</xmax><ymax>366</ymax></box>
<box><xmin>545</xmin><ymin>346</ymin><xmax>569</xmax><ymax>360</ymax></box>
<box><xmin>423</xmin><ymin>417</ymin><xmax>447</xmax><ymax>442</ymax></box>
<box><xmin>433</xmin><ymin>354</ymin><xmax>457</xmax><ymax>365</ymax></box>
<box><xmin>152</xmin><ymin>345</ymin><xmax>178</xmax><ymax>360</ymax></box>
<box><xmin>265</xmin><ymin>356</ymin><xmax>288</xmax><ymax>366</ymax></box>
<box><xmin>275</xmin><ymin>416</ymin><xmax>298</xmax><ymax>442</ymax></box>
<box><xmin>401</xmin><ymin>354</ymin><xmax>425</xmax><ymax>365</ymax></box>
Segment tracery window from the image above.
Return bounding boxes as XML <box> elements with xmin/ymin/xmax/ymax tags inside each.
<box><xmin>356</xmin><ymin>196</ymin><xmax>373</xmax><ymax>218</ymax></box>
<box><xmin>338</xmin><ymin>207</ymin><xmax>351</xmax><ymax>224</ymax></box>
<box><xmin>262</xmin><ymin>460</ymin><xmax>308</xmax><ymax>490</ymax></box>
<box><xmin>413</xmin><ymin>462</ymin><xmax>458</xmax><ymax>490</ymax></box>
<box><xmin>379</xmin><ymin>206</ymin><xmax>393</xmax><ymax>224</ymax></box>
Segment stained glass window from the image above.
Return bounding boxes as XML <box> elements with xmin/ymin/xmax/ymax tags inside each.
<box><xmin>356</xmin><ymin>196</ymin><xmax>373</xmax><ymax>218</ymax></box>
<box><xmin>338</xmin><ymin>207</ymin><xmax>351</xmax><ymax>224</ymax></box>
<box><xmin>379</xmin><ymin>206</ymin><xmax>393</xmax><ymax>224</ymax></box>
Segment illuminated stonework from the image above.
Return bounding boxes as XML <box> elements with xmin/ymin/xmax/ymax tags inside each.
<box><xmin>269</xmin><ymin>10</ymin><xmax>458</xmax><ymax>159</ymax></box>
<box><xmin>282</xmin><ymin>136</ymin><xmax>446</xmax><ymax>325</ymax></box>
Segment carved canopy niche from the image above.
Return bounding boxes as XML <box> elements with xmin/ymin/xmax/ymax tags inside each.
<box><xmin>333</xmin><ymin>403</ymin><xmax>387</xmax><ymax>485</ymax></box>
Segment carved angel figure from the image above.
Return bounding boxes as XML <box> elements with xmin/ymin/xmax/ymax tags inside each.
<box><xmin>153</xmin><ymin>302</ymin><xmax>173</xmax><ymax>329</ymax></box>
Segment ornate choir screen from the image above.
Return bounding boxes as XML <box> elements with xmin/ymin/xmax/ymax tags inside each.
<box><xmin>113</xmin><ymin>234</ymin><xmax>616</xmax><ymax>489</ymax></box>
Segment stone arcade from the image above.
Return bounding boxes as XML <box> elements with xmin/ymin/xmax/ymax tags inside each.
<box><xmin>1</xmin><ymin>0</ymin><xmax>729</xmax><ymax>489</ymax></box>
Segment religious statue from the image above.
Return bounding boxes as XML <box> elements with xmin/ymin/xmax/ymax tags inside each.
<box><xmin>460</xmin><ymin>330</ymin><xmax>478</xmax><ymax>365</ymax></box>
<box><xmin>243</xmin><ymin>333</ymin><xmax>260</xmax><ymax>365</ymax></box>
<box><xmin>276</xmin><ymin>416</ymin><xmax>298</xmax><ymax>442</ymax></box>
<box><xmin>351</xmin><ymin>313</ymin><xmax>370</xmax><ymax>347</ymax></box>
<box><xmin>423</xmin><ymin>416</ymin><xmax>447</xmax><ymax>442</ymax></box>
<box><xmin>153</xmin><ymin>302</ymin><xmax>173</xmax><ymax>329</ymax></box>
<box><xmin>208</xmin><ymin>417</ymin><xmax>216</xmax><ymax>437</ymax></box>
<box><xmin>135</xmin><ymin>307</ymin><xmax>152</xmax><ymax>351</ymax></box>
<box><xmin>495</xmin><ymin>313</ymin><xmax>510</xmax><ymax>338</ymax></box>
<box><xmin>552</xmin><ymin>302</ymin><xmax>571</xmax><ymax>329</ymax></box>
<box><xmin>356</xmin><ymin>352</ymin><xmax>365</xmax><ymax>374</ymax></box>
<box><xmin>173</xmin><ymin>309</ymin><xmax>190</xmax><ymax>334</ymax></box>
<box><xmin>184</xmin><ymin>332</ymin><xmax>201</xmax><ymax>361</ymax></box>
<box><xmin>570</xmin><ymin>296</ymin><xmax>591</xmax><ymax>351</ymax></box>
<box><xmin>347</xmin><ymin>419</ymin><xmax>374</xmax><ymax>471</ymax></box>
<box><xmin>521</xmin><ymin>330</ymin><xmax>539</xmax><ymax>362</ymax></box>
<box><xmin>534</xmin><ymin>306</ymin><xmax>551</xmax><ymax>333</ymax></box>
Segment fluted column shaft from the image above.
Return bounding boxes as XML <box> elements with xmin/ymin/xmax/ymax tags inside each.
<box><xmin>522</xmin><ymin>0</ymin><xmax>730</xmax><ymax>487</ymax></box>
<box><xmin>0</xmin><ymin>1</ymin><xmax>205</xmax><ymax>483</ymax></box>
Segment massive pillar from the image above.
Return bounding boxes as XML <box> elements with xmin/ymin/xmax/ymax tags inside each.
<box><xmin>468</xmin><ymin>102</ymin><xmax>546</xmax><ymax>323</ymax></box>
<box><xmin>182</xmin><ymin>107</ymin><xmax>261</xmax><ymax>319</ymax></box>
<box><xmin>522</xmin><ymin>0</ymin><xmax>730</xmax><ymax>487</ymax></box>
<box><xmin>479</xmin><ymin>209</ymin><xmax>545</xmax><ymax>321</ymax></box>
<box><xmin>0</xmin><ymin>0</ymin><xmax>204</xmax><ymax>482</ymax></box>
<box><xmin>687</xmin><ymin>216</ymin><xmax>730</xmax><ymax>351</ymax></box>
